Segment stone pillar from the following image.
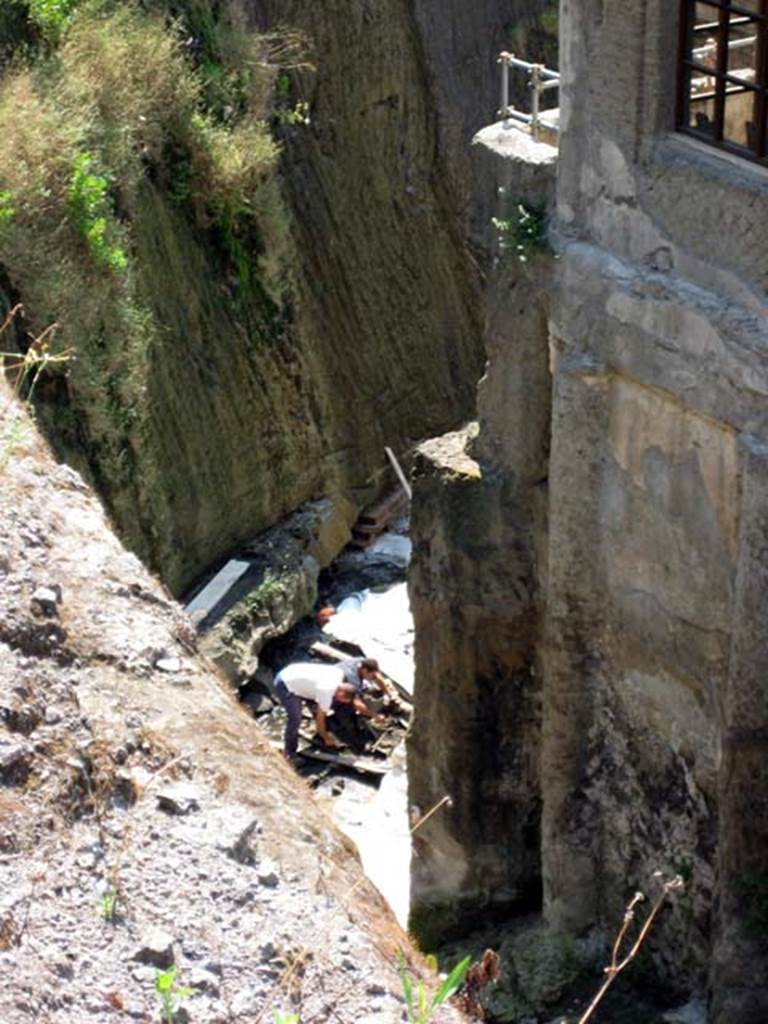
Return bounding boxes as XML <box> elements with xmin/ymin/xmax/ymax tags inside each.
<box><xmin>407</xmin><ymin>430</ymin><xmax>542</xmax><ymax>946</ymax></box>
<box><xmin>405</xmin><ymin>118</ymin><xmax>556</xmax><ymax>948</ymax></box>
<box><xmin>541</xmin><ymin>354</ymin><xmax>610</xmax><ymax>932</ymax></box>
<box><xmin>711</xmin><ymin>434</ymin><xmax>768</xmax><ymax>1023</ymax></box>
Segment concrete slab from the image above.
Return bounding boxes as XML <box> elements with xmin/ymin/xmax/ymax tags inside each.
<box><xmin>184</xmin><ymin>558</ymin><xmax>251</xmax><ymax>617</ymax></box>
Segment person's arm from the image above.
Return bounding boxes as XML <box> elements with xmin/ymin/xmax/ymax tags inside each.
<box><xmin>315</xmin><ymin>708</ymin><xmax>337</xmax><ymax>747</ymax></box>
<box><xmin>374</xmin><ymin>671</ymin><xmax>402</xmax><ymax>707</ymax></box>
<box><xmin>353</xmin><ymin>698</ymin><xmax>386</xmax><ymax>726</ymax></box>
<box><xmin>353</xmin><ymin>697</ymin><xmax>375</xmax><ymax>718</ymax></box>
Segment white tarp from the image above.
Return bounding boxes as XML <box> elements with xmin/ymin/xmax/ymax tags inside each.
<box><xmin>323</xmin><ymin>581</ymin><xmax>414</xmax><ymax>694</ymax></box>
<box><xmin>362</xmin><ymin>532</ymin><xmax>411</xmax><ymax>566</ymax></box>
<box><xmin>331</xmin><ymin>742</ymin><xmax>411</xmax><ymax>927</ymax></box>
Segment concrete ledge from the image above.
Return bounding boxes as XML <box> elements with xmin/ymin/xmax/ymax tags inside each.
<box><xmin>470</xmin><ymin>121</ymin><xmax>557</xmax><ymax>259</ymax></box>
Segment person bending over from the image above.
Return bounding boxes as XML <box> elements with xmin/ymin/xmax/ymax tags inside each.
<box><xmin>274</xmin><ymin>662</ymin><xmax>375</xmax><ymax>759</ymax></box>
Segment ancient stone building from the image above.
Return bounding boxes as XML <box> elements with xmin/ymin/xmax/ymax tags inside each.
<box><xmin>408</xmin><ymin>3</ymin><xmax>768</xmax><ymax>1020</ymax></box>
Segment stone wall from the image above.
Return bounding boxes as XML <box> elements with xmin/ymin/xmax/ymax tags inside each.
<box><xmin>408</xmin><ymin>1</ymin><xmax>768</xmax><ymax>1017</ymax></box>
<box><xmin>548</xmin><ymin>2</ymin><xmax>768</xmax><ymax>1015</ymax></box>
<box><xmin>408</xmin><ymin>429</ymin><xmax>543</xmax><ymax>945</ymax></box>
<box><xmin>407</xmin><ymin>125</ymin><xmax>556</xmax><ymax>946</ymax></box>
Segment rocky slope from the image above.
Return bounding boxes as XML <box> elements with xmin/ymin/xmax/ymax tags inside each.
<box><xmin>0</xmin><ymin>394</ymin><xmax>467</xmax><ymax>1024</ymax></box>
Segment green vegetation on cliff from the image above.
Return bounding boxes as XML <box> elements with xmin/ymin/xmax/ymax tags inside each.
<box><xmin>0</xmin><ymin>0</ymin><xmax>483</xmax><ymax>593</ymax></box>
<box><xmin>0</xmin><ymin>0</ymin><xmax>300</xmax><ymax>583</ymax></box>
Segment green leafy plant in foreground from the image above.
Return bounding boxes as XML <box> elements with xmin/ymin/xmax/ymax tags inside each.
<box><xmin>273</xmin><ymin>1012</ymin><xmax>300</xmax><ymax>1024</ymax></box>
<box><xmin>397</xmin><ymin>951</ymin><xmax>472</xmax><ymax>1024</ymax></box>
<box><xmin>155</xmin><ymin>966</ymin><xmax>194</xmax><ymax>1024</ymax></box>
<box><xmin>99</xmin><ymin>887</ymin><xmax>117</xmax><ymax>922</ymax></box>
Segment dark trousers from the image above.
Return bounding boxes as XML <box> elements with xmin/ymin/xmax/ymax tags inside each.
<box><xmin>329</xmin><ymin>701</ymin><xmax>374</xmax><ymax>754</ymax></box>
<box><xmin>275</xmin><ymin>678</ymin><xmax>303</xmax><ymax>757</ymax></box>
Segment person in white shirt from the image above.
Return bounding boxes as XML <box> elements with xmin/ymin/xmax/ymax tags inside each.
<box><xmin>274</xmin><ymin>662</ymin><xmax>358</xmax><ymax>759</ymax></box>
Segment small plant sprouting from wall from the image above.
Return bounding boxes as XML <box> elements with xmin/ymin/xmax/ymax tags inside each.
<box><xmin>0</xmin><ymin>192</ymin><xmax>15</xmax><ymax>233</ymax></box>
<box><xmin>273</xmin><ymin>72</ymin><xmax>311</xmax><ymax>127</ymax></box>
<box><xmin>242</xmin><ymin>569</ymin><xmax>284</xmax><ymax>619</ymax></box>
<box><xmin>492</xmin><ymin>199</ymin><xmax>549</xmax><ymax>264</ymax></box>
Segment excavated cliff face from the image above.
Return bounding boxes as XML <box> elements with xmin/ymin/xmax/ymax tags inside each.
<box><xmin>2</xmin><ymin>0</ymin><xmax>497</xmax><ymax>596</ymax></box>
<box><xmin>55</xmin><ymin>0</ymin><xmax>552</xmax><ymax>598</ymax></box>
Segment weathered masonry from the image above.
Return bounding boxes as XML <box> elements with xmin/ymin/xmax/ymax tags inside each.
<box><xmin>408</xmin><ymin>3</ymin><xmax>768</xmax><ymax>1021</ymax></box>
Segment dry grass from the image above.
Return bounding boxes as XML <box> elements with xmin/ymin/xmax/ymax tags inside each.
<box><xmin>58</xmin><ymin>5</ymin><xmax>200</xmax><ymax>196</ymax></box>
<box><xmin>0</xmin><ymin>0</ymin><xmax>293</xmax><ymax>517</ymax></box>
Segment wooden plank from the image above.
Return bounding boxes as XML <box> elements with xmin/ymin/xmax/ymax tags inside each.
<box><xmin>357</xmin><ymin>488</ymin><xmax>409</xmax><ymax>528</ymax></box>
<box><xmin>309</xmin><ymin>640</ymin><xmax>347</xmax><ymax>662</ymax></box>
<box><xmin>297</xmin><ymin>746</ymin><xmax>391</xmax><ymax>776</ymax></box>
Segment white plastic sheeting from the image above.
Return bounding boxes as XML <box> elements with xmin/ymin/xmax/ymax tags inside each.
<box><xmin>362</xmin><ymin>532</ymin><xmax>411</xmax><ymax>566</ymax></box>
<box><xmin>324</xmin><ymin>578</ymin><xmax>414</xmax><ymax>924</ymax></box>
<box><xmin>322</xmin><ymin>581</ymin><xmax>414</xmax><ymax>693</ymax></box>
<box><xmin>331</xmin><ymin>742</ymin><xmax>411</xmax><ymax>927</ymax></box>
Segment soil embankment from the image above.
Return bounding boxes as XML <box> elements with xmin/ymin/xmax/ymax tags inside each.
<box><xmin>0</xmin><ymin>399</ymin><xmax>466</xmax><ymax>1024</ymax></box>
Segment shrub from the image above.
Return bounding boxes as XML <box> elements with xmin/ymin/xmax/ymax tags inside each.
<box><xmin>68</xmin><ymin>151</ymin><xmax>127</xmax><ymax>271</ymax></box>
<box><xmin>57</xmin><ymin>4</ymin><xmax>201</xmax><ymax>196</ymax></box>
<box><xmin>189</xmin><ymin>115</ymin><xmax>278</xmax><ymax>224</ymax></box>
<box><xmin>26</xmin><ymin>0</ymin><xmax>80</xmax><ymax>40</ymax></box>
<box><xmin>492</xmin><ymin>200</ymin><xmax>550</xmax><ymax>264</ymax></box>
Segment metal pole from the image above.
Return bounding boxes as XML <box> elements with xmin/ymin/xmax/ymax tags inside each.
<box><xmin>531</xmin><ymin>63</ymin><xmax>542</xmax><ymax>140</ymax></box>
<box><xmin>385</xmin><ymin>446</ymin><xmax>412</xmax><ymax>501</ymax></box>
<box><xmin>498</xmin><ymin>50</ymin><xmax>512</xmax><ymax>118</ymax></box>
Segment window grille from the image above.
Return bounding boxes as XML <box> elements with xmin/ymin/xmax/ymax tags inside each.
<box><xmin>677</xmin><ymin>0</ymin><xmax>768</xmax><ymax>162</ymax></box>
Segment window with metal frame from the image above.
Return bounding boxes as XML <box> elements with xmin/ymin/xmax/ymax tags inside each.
<box><xmin>677</xmin><ymin>0</ymin><xmax>768</xmax><ymax>162</ymax></box>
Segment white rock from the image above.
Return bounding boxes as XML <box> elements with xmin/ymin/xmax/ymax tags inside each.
<box><xmin>257</xmin><ymin>857</ymin><xmax>280</xmax><ymax>887</ymax></box>
<box><xmin>31</xmin><ymin>585</ymin><xmax>61</xmax><ymax>616</ymax></box>
<box><xmin>188</xmin><ymin>967</ymin><xmax>220</xmax><ymax>995</ymax></box>
<box><xmin>156</xmin><ymin>782</ymin><xmax>201</xmax><ymax>815</ymax></box>
<box><xmin>155</xmin><ymin>657</ymin><xmax>182</xmax><ymax>674</ymax></box>
<box><xmin>133</xmin><ymin>927</ymin><xmax>175</xmax><ymax>968</ymax></box>
<box><xmin>661</xmin><ymin>998</ymin><xmax>707</xmax><ymax>1024</ymax></box>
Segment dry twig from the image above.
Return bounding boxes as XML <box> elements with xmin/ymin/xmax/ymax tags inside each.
<box><xmin>577</xmin><ymin>873</ymin><xmax>685</xmax><ymax>1024</ymax></box>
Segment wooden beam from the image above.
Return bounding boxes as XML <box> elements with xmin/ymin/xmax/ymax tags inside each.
<box><xmin>297</xmin><ymin>747</ymin><xmax>391</xmax><ymax>776</ymax></box>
